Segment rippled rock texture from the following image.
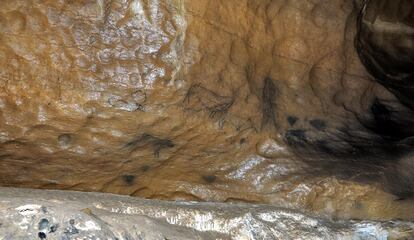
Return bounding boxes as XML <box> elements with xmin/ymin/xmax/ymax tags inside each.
<box><xmin>0</xmin><ymin>0</ymin><xmax>414</xmax><ymax>221</ymax></box>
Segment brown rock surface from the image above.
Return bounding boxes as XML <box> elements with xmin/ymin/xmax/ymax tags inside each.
<box><xmin>0</xmin><ymin>0</ymin><xmax>413</xmax><ymax>220</ymax></box>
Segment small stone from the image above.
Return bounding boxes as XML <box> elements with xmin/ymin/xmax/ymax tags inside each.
<box><xmin>38</xmin><ymin>218</ymin><xmax>49</xmax><ymax>231</ymax></box>
<box><xmin>58</xmin><ymin>134</ymin><xmax>72</xmax><ymax>148</ymax></box>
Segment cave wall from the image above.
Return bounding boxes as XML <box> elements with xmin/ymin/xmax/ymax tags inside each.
<box><xmin>0</xmin><ymin>0</ymin><xmax>413</xmax><ymax>220</ymax></box>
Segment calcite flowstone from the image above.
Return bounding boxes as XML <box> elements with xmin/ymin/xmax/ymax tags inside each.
<box><xmin>0</xmin><ymin>0</ymin><xmax>413</xmax><ymax>221</ymax></box>
<box><xmin>1</xmin><ymin>187</ymin><xmax>413</xmax><ymax>240</ymax></box>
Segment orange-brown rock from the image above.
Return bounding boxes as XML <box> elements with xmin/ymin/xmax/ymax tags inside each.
<box><xmin>0</xmin><ymin>0</ymin><xmax>413</xmax><ymax>220</ymax></box>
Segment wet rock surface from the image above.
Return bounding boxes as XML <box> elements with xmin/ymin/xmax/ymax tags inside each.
<box><xmin>1</xmin><ymin>187</ymin><xmax>414</xmax><ymax>240</ymax></box>
<box><xmin>0</xmin><ymin>0</ymin><xmax>414</xmax><ymax>221</ymax></box>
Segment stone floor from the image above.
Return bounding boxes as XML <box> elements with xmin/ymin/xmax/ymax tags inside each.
<box><xmin>0</xmin><ymin>187</ymin><xmax>413</xmax><ymax>240</ymax></box>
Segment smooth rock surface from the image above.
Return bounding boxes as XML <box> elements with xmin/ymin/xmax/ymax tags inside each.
<box><xmin>1</xmin><ymin>187</ymin><xmax>413</xmax><ymax>240</ymax></box>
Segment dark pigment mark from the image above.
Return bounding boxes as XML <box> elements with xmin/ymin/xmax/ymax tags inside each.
<box><xmin>261</xmin><ymin>78</ymin><xmax>277</xmax><ymax>130</ymax></box>
<box><xmin>122</xmin><ymin>175</ymin><xmax>135</xmax><ymax>185</ymax></box>
<box><xmin>183</xmin><ymin>84</ymin><xmax>235</xmax><ymax>120</ymax></box>
<box><xmin>287</xmin><ymin>116</ymin><xmax>298</xmax><ymax>126</ymax></box>
<box><xmin>124</xmin><ymin>133</ymin><xmax>174</xmax><ymax>157</ymax></box>
<box><xmin>309</xmin><ymin>119</ymin><xmax>326</xmax><ymax>131</ymax></box>
<box><xmin>285</xmin><ymin>130</ymin><xmax>308</xmax><ymax>147</ymax></box>
<box><xmin>240</xmin><ymin>138</ymin><xmax>246</xmax><ymax>144</ymax></box>
<box><xmin>202</xmin><ymin>175</ymin><xmax>217</xmax><ymax>183</ymax></box>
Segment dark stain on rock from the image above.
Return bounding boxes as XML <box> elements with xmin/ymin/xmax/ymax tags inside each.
<box><xmin>361</xmin><ymin>98</ymin><xmax>414</xmax><ymax>143</ymax></box>
<box><xmin>122</xmin><ymin>175</ymin><xmax>135</xmax><ymax>185</ymax></box>
<box><xmin>309</xmin><ymin>119</ymin><xmax>326</xmax><ymax>131</ymax></box>
<box><xmin>261</xmin><ymin>78</ymin><xmax>277</xmax><ymax>130</ymax></box>
<box><xmin>240</xmin><ymin>138</ymin><xmax>246</xmax><ymax>144</ymax></box>
<box><xmin>285</xmin><ymin>130</ymin><xmax>308</xmax><ymax>147</ymax></box>
<box><xmin>370</xmin><ymin>99</ymin><xmax>393</xmax><ymax>137</ymax></box>
<box><xmin>202</xmin><ymin>175</ymin><xmax>217</xmax><ymax>183</ymax></box>
<box><xmin>366</xmin><ymin>98</ymin><xmax>413</xmax><ymax>141</ymax></box>
<box><xmin>124</xmin><ymin>133</ymin><xmax>175</xmax><ymax>157</ymax></box>
<box><xmin>38</xmin><ymin>232</ymin><xmax>47</xmax><ymax>239</ymax></box>
<box><xmin>287</xmin><ymin>116</ymin><xmax>298</xmax><ymax>126</ymax></box>
<box><xmin>315</xmin><ymin>140</ymin><xmax>334</xmax><ymax>155</ymax></box>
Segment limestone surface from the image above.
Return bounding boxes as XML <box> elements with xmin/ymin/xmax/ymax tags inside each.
<box><xmin>0</xmin><ymin>0</ymin><xmax>413</xmax><ymax>221</ymax></box>
<box><xmin>1</xmin><ymin>187</ymin><xmax>413</xmax><ymax>240</ymax></box>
